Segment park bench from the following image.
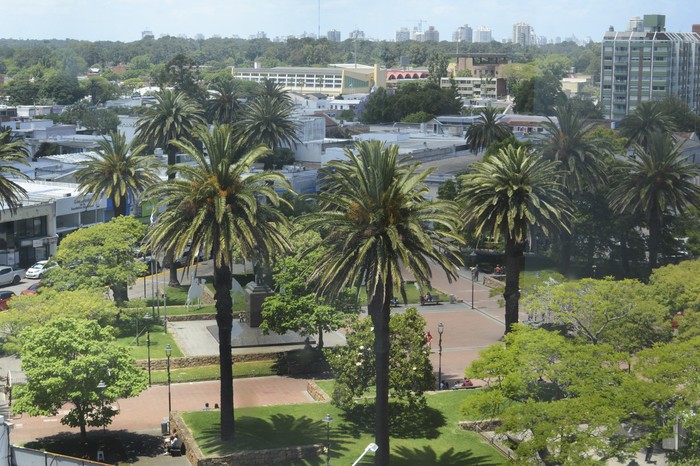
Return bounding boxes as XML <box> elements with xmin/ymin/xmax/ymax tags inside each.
<box><xmin>451</xmin><ymin>379</ymin><xmax>477</xmax><ymax>390</ymax></box>
<box><xmin>420</xmin><ymin>294</ymin><xmax>442</xmax><ymax>306</ymax></box>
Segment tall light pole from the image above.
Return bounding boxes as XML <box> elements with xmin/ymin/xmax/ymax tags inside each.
<box><xmin>470</xmin><ymin>251</ymin><xmax>477</xmax><ymax>309</ymax></box>
<box><xmin>322</xmin><ymin>414</ymin><xmax>333</xmax><ymax>466</ymax></box>
<box><xmin>144</xmin><ymin>312</ymin><xmax>152</xmax><ymax>386</ymax></box>
<box><xmin>437</xmin><ymin>322</ymin><xmax>444</xmax><ymax>390</ymax></box>
<box><xmin>165</xmin><ymin>344</ymin><xmax>172</xmax><ymax>416</ymax></box>
<box><xmin>97</xmin><ymin>380</ymin><xmax>106</xmax><ymax>435</ymax></box>
<box><xmin>592</xmin><ymin>264</ymin><xmax>597</xmax><ymax>279</ymax></box>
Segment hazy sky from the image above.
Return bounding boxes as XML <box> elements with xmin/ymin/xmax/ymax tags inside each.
<box><xmin>3</xmin><ymin>0</ymin><xmax>696</xmax><ymax>43</ymax></box>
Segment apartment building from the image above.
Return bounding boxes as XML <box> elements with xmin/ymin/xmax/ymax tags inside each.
<box><xmin>600</xmin><ymin>14</ymin><xmax>700</xmax><ymax>121</ymax></box>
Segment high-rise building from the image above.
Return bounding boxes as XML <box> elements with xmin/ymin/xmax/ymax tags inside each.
<box><xmin>396</xmin><ymin>28</ymin><xmax>411</xmax><ymax>42</ymax></box>
<box><xmin>453</xmin><ymin>24</ymin><xmax>473</xmax><ymax>43</ymax></box>
<box><xmin>512</xmin><ymin>22</ymin><xmax>534</xmax><ymax>46</ymax></box>
<box><xmin>600</xmin><ymin>14</ymin><xmax>700</xmax><ymax>121</ymax></box>
<box><xmin>424</xmin><ymin>26</ymin><xmax>439</xmax><ymax>42</ymax></box>
<box><xmin>327</xmin><ymin>29</ymin><xmax>341</xmax><ymax>42</ymax></box>
<box><xmin>349</xmin><ymin>30</ymin><xmax>365</xmax><ymax>40</ymax></box>
<box><xmin>474</xmin><ymin>27</ymin><xmax>492</xmax><ymax>43</ymax></box>
<box><xmin>141</xmin><ymin>30</ymin><xmax>154</xmax><ymax>39</ymax></box>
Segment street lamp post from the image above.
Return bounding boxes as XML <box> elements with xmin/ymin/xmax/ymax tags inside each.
<box><xmin>165</xmin><ymin>344</ymin><xmax>172</xmax><ymax>416</ymax></box>
<box><xmin>144</xmin><ymin>312</ymin><xmax>152</xmax><ymax>386</ymax></box>
<box><xmin>437</xmin><ymin>322</ymin><xmax>444</xmax><ymax>390</ymax></box>
<box><xmin>97</xmin><ymin>380</ymin><xmax>106</xmax><ymax>435</ymax></box>
<box><xmin>592</xmin><ymin>264</ymin><xmax>597</xmax><ymax>279</ymax></box>
<box><xmin>322</xmin><ymin>414</ymin><xmax>333</xmax><ymax>466</ymax></box>
<box><xmin>470</xmin><ymin>251</ymin><xmax>477</xmax><ymax>309</ymax></box>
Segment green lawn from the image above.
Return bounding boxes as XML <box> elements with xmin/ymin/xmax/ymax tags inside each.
<box><xmin>183</xmin><ymin>390</ymin><xmax>506</xmax><ymax>465</ymax></box>
<box><xmin>114</xmin><ymin>323</ymin><xmax>183</xmax><ymax>360</ymax></box>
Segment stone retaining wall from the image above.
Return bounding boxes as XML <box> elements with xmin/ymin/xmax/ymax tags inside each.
<box><xmin>306</xmin><ymin>380</ymin><xmax>330</xmax><ymax>402</ymax></box>
<box><xmin>483</xmin><ymin>275</ymin><xmax>505</xmax><ymax>289</ymax></box>
<box><xmin>458</xmin><ymin>419</ymin><xmax>502</xmax><ymax>432</ymax></box>
<box><xmin>168</xmin><ymin>313</ymin><xmax>217</xmax><ymax>322</ymax></box>
<box><xmin>136</xmin><ymin>353</ymin><xmax>277</xmax><ymax>371</ymax></box>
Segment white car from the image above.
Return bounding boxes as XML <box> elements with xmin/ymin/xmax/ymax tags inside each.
<box><xmin>25</xmin><ymin>261</ymin><xmax>49</xmax><ymax>279</ymax></box>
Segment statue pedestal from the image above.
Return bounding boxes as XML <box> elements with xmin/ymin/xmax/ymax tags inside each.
<box><xmin>244</xmin><ymin>282</ymin><xmax>273</xmax><ymax>328</ymax></box>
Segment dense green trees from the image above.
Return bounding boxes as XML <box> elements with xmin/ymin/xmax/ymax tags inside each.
<box><xmin>44</xmin><ymin>216</ymin><xmax>147</xmax><ymax>305</ymax></box>
<box><xmin>13</xmin><ymin>318</ymin><xmax>148</xmax><ymax>440</ymax></box>
<box><xmin>360</xmin><ymin>82</ymin><xmax>461</xmax><ymax>124</ymax></box>
<box><xmin>304</xmin><ymin>140</ymin><xmax>462</xmax><ymax>465</ymax></box>
<box><xmin>145</xmin><ymin>124</ymin><xmax>291</xmax><ymax>440</ymax></box>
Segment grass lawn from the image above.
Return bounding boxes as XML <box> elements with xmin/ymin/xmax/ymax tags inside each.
<box><xmin>183</xmin><ymin>390</ymin><xmax>505</xmax><ymax>465</ymax></box>
<box><xmin>114</xmin><ymin>323</ymin><xmax>183</xmax><ymax>360</ymax></box>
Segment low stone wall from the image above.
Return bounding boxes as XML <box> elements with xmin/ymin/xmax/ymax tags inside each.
<box><xmin>136</xmin><ymin>353</ymin><xmax>277</xmax><ymax>371</ymax></box>
<box><xmin>306</xmin><ymin>380</ymin><xmax>330</xmax><ymax>402</ymax></box>
<box><xmin>458</xmin><ymin>419</ymin><xmax>502</xmax><ymax>432</ymax></box>
<box><xmin>168</xmin><ymin>313</ymin><xmax>217</xmax><ymax>322</ymax></box>
<box><xmin>483</xmin><ymin>275</ymin><xmax>505</xmax><ymax>289</ymax></box>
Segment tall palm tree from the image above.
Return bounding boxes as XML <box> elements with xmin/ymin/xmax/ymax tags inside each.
<box><xmin>540</xmin><ymin>103</ymin><xmax>609</xmax><ymax>274</ymax></box>
<box><xmin>0</xmin><ymin>129</ymin><xmax>29</xmax><ymax>216</ymax></box>
<box><xmin>304</xmin><ymin>140</ymin><xmax>463</xmax><ymax>465</ymax></box>
<box><xmin>465</xmin><ymin>106</ymin><xmax>511</xmax><ymax>153</ymax></box>
<box><xmin>619</xmin><ymin>101</ymin><xmax>677</xmax><ymax>150</ymax></box>
<box><xmin>609</xmin><ymin>132</ymin><xmax>700</xmax><ymax>273</ymax></box>
<box><xmin>145</xmin><ymin>124</ymin><xmax>291</xmax><ymax>440</ymax></box>
<box><xmin>205</xmin><ymin>78</ymin><xmax>241</xmax><ymax>125</ymax></box>
<box><xmin>256</xmin><ymin>78</ymin><xmax>292</xmax><ymax>105</ymax></box>
<box><xmin>74</xmin><ymin>131</ymin><xmax>161</xmax><ymax>217</ymax></box>
<box><xmin>459</xmin><ymin>145</ymin><xmax>572</xmax><ymax>333</ymax></box>
<box><xmin>235</xmin><ymin>94</ymin><xmax>301</xmax><ymax>151</ymax></box>
<box><xmin>135</xmin><ymin>89</ymin><xmax>206</xmax><ymax>286</ymax></box>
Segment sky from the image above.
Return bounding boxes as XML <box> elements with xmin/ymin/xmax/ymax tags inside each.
<box><xmin>2</xmin><ymin>0</ymin><xmax>697</xmax><ymax>43</ymax></box>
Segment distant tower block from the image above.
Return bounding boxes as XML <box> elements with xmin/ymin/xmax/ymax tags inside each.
<box><xmin>693</xmin><ymin>24</ymin><xmax>700</xmax><ymax>35</ymax></box>
<box><xmin>142</xmin><ymin>30</ymin><xmax>154</xmax><ymax>39</ymax></box>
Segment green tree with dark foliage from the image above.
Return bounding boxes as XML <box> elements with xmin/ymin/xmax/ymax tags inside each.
<box><xmin>13</xmin><ymin>318</ymin><xmax>148</xmax><ymax>440</ymax></box>
<box><xmin>513</xmin><ymin>73</ymin><xmax>566</xmax><ymax>115</ymax></box>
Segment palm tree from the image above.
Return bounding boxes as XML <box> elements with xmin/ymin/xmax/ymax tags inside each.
<box><xmin>540</xmin><ymin>102</ymin><xmax>609</xmax><ymax>274</ymax></box>
<box><xmin>74</xmin><ymin>131</ymin><xmax>161</xmax><ymax>217</ymax></box>
<box><xmin>0</xmin><ymin>129</ymin><xmax>29</xmax><ymax>216</ymax></box>
<box><xmin>205</xmin><ymin>78</ymin><xmax>241</xmax><ymax>125</ymax></box>
<box><xmin>465</xmin><ymin>106</ymin><xmax>511</xmax><ymax>153</ymax></box>
<box><xmin>256</xmin><ymin>78</ymin><xmax>292</xmax><ymax>105</ymax></box>
<box><xmin>236</xmin><ymin>94</ymin><xmax>300</xmax><ymax>151</ymax></box>
<box><xmin>145</xmin><ymin>124</ymin><xmax>292</xmax><ymax>440</ymax></box>
<box><xmin>459</xmin><ymin>145</ymin><xmax>572</xmax><ymax>333</ymax></box>
<box><xmin>135</xmin><ymin>89</ymin><xmax>206</xmax><ymax>286</ymax></box>
<box><xmin>609</xmin><ymin>132</ymin><xmax>700</xmax><ymax>273</ymax></box>
<box><xmin>304</xmin><ymin>140</ymin><xmax>463</xmax><ymax>465</ymax></box>
<box><xmin>619</xmin><ymin>101</ymin><xmax>676</xmax><ymax>150</ymax></box>
<box><xmin>135</xmin><ymin>89</ymin><xmax>206</xmax><ymax>176</ymax></box>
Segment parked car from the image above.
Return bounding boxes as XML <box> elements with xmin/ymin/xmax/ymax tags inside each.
<box><xmin>26</xmin><ymin>260</ymin><xmax>52</xmax><ymax>279</ymax></box>
<box><xmin>0</xmin><ymin>291</ymin><xmax>16</xmax><ymax>310</ymax></box>
<box><xmin>0</xmin><ymin>266</ymin><xmax>25</xmax><ymax>286</ymax></box>
<box><xmin>173</xmin><ymin>248</ymin><xmax>206</xmax><ymax>268</ymax></box>
<box><xmin>21</xmin><ymin>282</ymin><xmax>42</xmax><ymax>296</ymax></box>
<box><xmin>137</xmin><ymin>257</ymin><xmax>161</xmax><ymax>276</ymax></box>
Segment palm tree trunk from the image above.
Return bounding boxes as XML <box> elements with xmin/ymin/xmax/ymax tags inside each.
<box><xmin>168</xmin><ymin>253</ymin><xmax>180</xmax><ymax>287</ymax></box>
<box><xmin>213</xmin><ymin>262</ymin><xmax>234</xmax><ymax>440</ymax></box>
<box><xmin>317</xmin><ymin>329</ymin><xmax>324</xmax><ymax>350</ymax></box>
<box><xmin>115</xmin><ymin>195</ymin><xmax>128</xmax><ymax>217</ymax></box>
<box><xmin>559</xmin><ymin>229</ymin><xmax>573</xmax><ymax>276</ymax></box>
<box><xmin>504</xmin><ymin>236</ymin><xmax>523</xmax><ymax>334</ymax></box>
<box><xmin>647</xmin><ymin>215</ymin><xmax>661</xmax><ymax>274</ymax></box>
<box><xmin>369</xmin><ymin>278</ymin><xmax>392</xmax><ymax>466</ymax></box>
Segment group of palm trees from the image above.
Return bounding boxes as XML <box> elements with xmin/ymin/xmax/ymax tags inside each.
<box><xmin>2</xmin><ymin>84</ymin><xmax>700</xmax><ymax>464</ymax></box>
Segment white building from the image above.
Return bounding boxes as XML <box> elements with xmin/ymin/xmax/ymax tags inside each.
<box><xmin>474</xmin><ymin>27</ymin><xmax>493</xmax><ymax>43</ymax></box>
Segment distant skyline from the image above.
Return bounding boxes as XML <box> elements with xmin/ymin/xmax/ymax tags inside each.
<box><xmin>3</xmin><ymin>0</ymin><xmax>696</xmax><ymax>43</ymax></box>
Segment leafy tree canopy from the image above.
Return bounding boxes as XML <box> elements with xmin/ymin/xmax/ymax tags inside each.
<box><xmin>43</xmin><ymin>216</ymin><xmax>147</xmax><ymax>305</ymax></box>
<box><xmin>13</xmin><ymin>318</ymin><xmax>148</xmax><ymax>439</ymax></box>
<box><xmin>0</xmin><ymin>289</ymin><xmax>119</xmax><ymax>354</ymax></box>
<box><xmin>325</xmin><ymin>308</ymin><xmax>434</xmax><ymax>410</ymax></box>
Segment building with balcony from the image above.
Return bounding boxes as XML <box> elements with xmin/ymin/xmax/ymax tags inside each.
<box><xmin>600</xmin><ymin>14</ymin><xmax>700</xmax><ymax>121</ymax></box>
<box><xmin>441</xmin><ymin>76</ymin><xmax>507</xmax><ymax>102</ymax></box>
